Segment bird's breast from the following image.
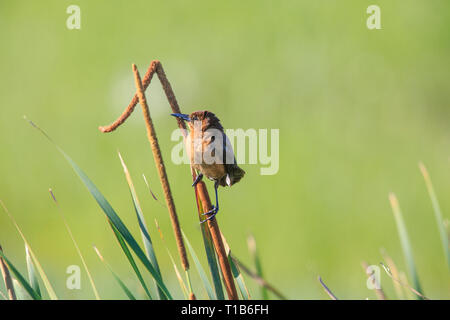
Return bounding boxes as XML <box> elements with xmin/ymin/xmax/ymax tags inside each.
<box><xmin>187</xmin><ymin>131</ymin><xmax>227</xmax><ymax>180</ymax></box>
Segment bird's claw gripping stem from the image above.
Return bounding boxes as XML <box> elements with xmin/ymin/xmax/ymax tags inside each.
<box><xmin>192</xmin><ymin>173</ymin><xmax>203</xmax><ymax>187</ymax></box>
<box><xmin>199</xmin><ymin>180</ymin><xmax>219</xmax><ymax>224</ymax></box>
<box><xmin>200</xmin><ymin>206</ymin><xmax>218</xmax><ymax>223</ymax></box>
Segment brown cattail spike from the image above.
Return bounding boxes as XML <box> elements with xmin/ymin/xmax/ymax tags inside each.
<box><xmin>132</xmin><ymin>64</ymin><xmax>189</xmax><ymax>271</ymax></box>
<box><xmin>99</xmin><ymin>60</ymin><xmax>238</xmax><ymax>300</ymax></box>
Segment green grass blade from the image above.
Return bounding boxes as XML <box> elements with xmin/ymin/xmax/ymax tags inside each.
<box><xmin>143</xmin><ymin>174</ymin><xmax>165</xmax><ymax>207</ymax></box>
<box><xmin>109</xmin><ymin>221</ymin><xmax>153</xmax><ymax>299</ymax></box>
<box><xmin>399</xmin><ymin>271</ymin><xmax>416</xmax><ymax>300</ymax></box>
<box><xmin>62</xmin><ymin>151</ymin><xmax>171</xmax><ymax>298</ymax></box>
<box><xmin>49</xmin><ymin>189</ymin><xmax>100</xmax><ymax>299</ymax></box>
<box><xmin>118</xmin><ymin>152</ymin><xmax>165</xmax><ymax>299</ymax></box>
<box><xmin>221</xmin><ymin>232</ymin><xmax>250</xmax><ymax>300</ymax></box>
<box><xmin>93</xmin><ymin>246</ymin><xmax>136</xmax><ymax>300</ymax></box>
<box><xmin>25</xmin><ymin>244</ymin><xmax>41</xmax><ymax>298</ymax></box>
<box><xmin>389</xmin><ymin>193</ymin><xmax>424</xmax><ymax>299</ymax></box>
<box><xmin>0</xmin><ymin>250</ymin><xmax>41</xmax><ymax>300</ymax></box>
<box><xmin>380</xmin><ymin>248</ymin><xmax>405</xmax><ymax>299</ymax></box>
<box><xmin>380</xmin><ymin>262</ymin><xmax>429</xmax><ymax>299</ymax></box>
<box><xmin>0</xmin><ymin>200</ymin><xmax>57</xmax><ymax>300</ymax></box>
<box><xmin>182</xmin><ymin>230</ymin><xmax>215</xmax><ymax>299</ymax></box>
<box><xmin>228</xmin><ymin>255</ymin><xmax>249</xmax><ymax>300</ymax></box>
<box><xmin>247</xmin><ymin>234</ymin><xmax>268</xmax><ymax>299</ymax></box>
<box><xmin>0</xmin><ymin>245</ymin><xmax>17</xmax><ymax>300</ymax></box>
<box><xmin>194</xmin><ymin>192</ymin><xmax>225</xmax><ymax>300</ymax></box>
<box><xmin>26</xmin><ymin>119</ymin><xmax>173</xmax><ymax>299</ymax></box>
<box><xmin>155</xmin><ymin>220</ymin><xmax>189</xmax><ymax>299</ymax></box>
<box><xmin>419</xmin><ymin>163</ymin><xmax>450</xmax><ymax>269</ymax></box>
<box><xmin>13</xmin><ymin>279</ymin><xmax>32</xmax><ymax>300</ymax></box>
<box><xmin>171</xmin><ymin>257</ymin><xmax>189</xmax><ymax>299</ymax></box>
<box><xmin>0</xmin><ymin>289</ymin><xmax>8</xmax><ymax>300</ymax></box>
<box><xmin>201</xmin><ymin>225</ymin><xmax>224</xmax><ymax>300</ymax></box>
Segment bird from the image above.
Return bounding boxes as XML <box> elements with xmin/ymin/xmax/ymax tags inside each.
<box><xmin>171</xmin><ymin>110</ymin><xmax>245</xmax><ymax>223</ymax></box>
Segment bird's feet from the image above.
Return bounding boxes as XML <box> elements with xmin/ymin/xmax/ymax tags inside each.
<box><xmin>200</xmin><ymin>206</ymin><xmax>219</xmax><ymax>224</ymax></box>
<box><xmin>192</xmin><ymin>173</ymin><xmax>203</xmax><ymax>187</ymax></box>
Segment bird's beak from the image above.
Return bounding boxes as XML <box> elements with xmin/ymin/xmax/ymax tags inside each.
<box><xmin>171</xmin><ymin>113</ymin><xmax>191</xmax><ymax>122</ymax></box>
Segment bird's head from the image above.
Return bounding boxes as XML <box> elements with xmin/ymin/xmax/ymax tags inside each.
<box><xmin>171</xmin><ymin>110</ymin><xmax>223</xmax><ymax>131</ymax></box>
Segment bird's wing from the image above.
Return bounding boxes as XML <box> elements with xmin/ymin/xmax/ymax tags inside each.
<box><xmin>222</xmin><ymin>132</ymin><xmax>237</xmax><ymax>165</ymax></box>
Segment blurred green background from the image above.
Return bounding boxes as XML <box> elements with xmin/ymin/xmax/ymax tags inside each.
<box><xmin>0</xmin><ymin>1</ymin><xmax>449</xmax><ymax>299</ymax></box>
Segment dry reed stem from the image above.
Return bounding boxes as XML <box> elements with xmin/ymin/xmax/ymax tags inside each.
<box><xmin>196</xmin><ymin>181</ymin><xmax>238</xmax><ymax>300</ymax></box>
<box><xmin>132</xmin><ymin>64</ymin><xmax>189</xmax><ymax>271</ymax></box>
<box><xmin>99</xmin><ymin>61</ymin><xmax>158</xmax><ymax>133</ymax></box>
<box><xmin>0</xmin><ymin>245</ymin><xmax>16</xmax><ymax>300</ymax></box>
<box><xmin>361</xmin><ymin>261</ymin><xmax>387</xmax><ymax>300</ymax></box>
<box><xmin>381</xmin><ymin>248</ymin><xmax>404</xmax><ymax>299</ymax></box>
<box><xmin>231</xmin><ymin>256</ymin><xmax>287</xmax><ymax>300</ymax></box>
<box><xmin>99</xmin><ymin>60</ymin><xmax>186</xmax><ymax>133</ymax></box>
<box><xmin>318</xmin><ymin>276</ymin><xmax>338</xmax><ymax>300</ymax></box>
<box><xmin>380</xmin><ymin>262</ymin><xmax>429</xmax><ymax>300</ymax></box>
<box><xmin>99</xmin><ymin>60</ymin><xmax>238</xmax><ymax>300</ymax></box>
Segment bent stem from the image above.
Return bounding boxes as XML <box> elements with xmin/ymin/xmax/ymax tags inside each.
<box><xmin>195</xmin><ymin>182</ymin><xmax>239</xmax><ymax>299</ymax></box>
<box><xmin>131</xmin><ymin>64</ymin><xmax>193</xmax><ymax>299</ymax></box>
<box><xmin>231</xmin><ymin>256</ymin><xmax>287</xmax><ymax>300</ymax></box>
<box><xmin>99</xmin><ymin>60</ymin><xmax>238</xmax><ymax>300</ymax></box>
<box><xmin>318</xmin><ymin>276</ymin><xmax>338</xmax><ymax>300</ymax></box>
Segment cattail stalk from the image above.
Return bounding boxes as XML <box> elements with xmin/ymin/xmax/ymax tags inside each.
<box><xmin>131</xmin><ymin>64</ymin><xmax>189</xmax><ymax>272</ymax></box>
<box><xmin>99</xmin><ymin>60</ymin><xmax>238</xmax><ymax>300</ymax></box>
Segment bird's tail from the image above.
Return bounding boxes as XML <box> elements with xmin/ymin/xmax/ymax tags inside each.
<box><xmin>221</xmin><ymin>164</ymin><xmax>245</xmax><ymax>186</ymax></box>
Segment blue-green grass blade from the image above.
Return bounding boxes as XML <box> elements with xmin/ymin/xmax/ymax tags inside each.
<box><xmin>154</xmin><ymin>219</ymin><xmax>189</xmax><ymax>299</ymax></box>
<box><xmin>0</xmin><ymin>200</ymin><xmax>57</xmax><ymax>299</ymax></box>
<box><xmin>247</xmin><ymin>234</ymin><xmax>268</xmax><ymax>299</ymax></box>
<box><xmin>419</xmin><ymin>163</ymin><xmax>450</xmax><ymax>269</ymax></box>
<box><xmin>110</xmin><ymin>272</ymin><xmax>136</xmax><ymax>300</ymax></box>
<box><xmin>26</xmin><ymin>118</ymin><xmax>172</xmax><ymax>299</ymax></box>
<box><xmin>0</xmin><ymin>290</ymin><xmax>7</xmax><ymax>300</ymax></box>
<box><xmin>182</xmin><ymin>230</ymin><xmax>215</xmax><ymax>299</ymax></box>
<box><xmin>195</xmin><ymin>193</ymin><xmax>225</xmax><ymax>300</ymax></box>
<box><xmin>49</xmin><ymin>189</ymin><xmax>101</xmax><ymax>300</ymax></box>
<box><xmin>220</xmin><ymin>232</ymin><xmax>250</xmax><ymax>300</ymax></box>
<box><xmin>0</xmin><ymin>250</ymin><xmax>41</xmax><ymax>300</ymax></box>
<box><xmin>62</xmin><ymin>151</ymin><xmax>171</xmax><ymax>298</ymax></box>
<box><xmin>118</xmin><ymin>153</ymin><xmax>165</xmax><ymax>299</ymax></box>
<box><xmin>13</xmin><ymin>279</ymin><xmax>32</xmax><ymax>300</ymax></box>
<box><xmin>93</xmin><ymin>246</ymin><xmax>136</xmax><ymax>300</ymax></box>
<box><xmin>109</xmin><ymin>221</ymin><xmax>153</xmax><ymax>299</ymax></box>
<box><xmin>228</xmin><ymin>255</ymin><xmax>249</xmax><ymax>300</ymax></box>
<box><xmin>25</xmin><ymin>244</ymin><xmax>41</xmax><ymax>298</ymax></box>
<box><xmin>389</xmin><ymin>193</ymin><xmax>424</xmax><ymax>299</ymax></box>
<box><xmin>201</xmin><ymin>224</ymin><xmax>224</xmax><ymax>300</ymax></box>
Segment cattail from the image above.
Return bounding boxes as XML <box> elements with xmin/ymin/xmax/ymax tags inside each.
<box><xmin>99</xmin><ymin>60</ymin><xmax>238</xmax><ymax>300</ymax></box>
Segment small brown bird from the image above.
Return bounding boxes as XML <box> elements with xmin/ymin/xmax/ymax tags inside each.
<box><xmin>172</xmin><ymin>110</ymin><xmax>245</xmax><ymax>222</ymax></box>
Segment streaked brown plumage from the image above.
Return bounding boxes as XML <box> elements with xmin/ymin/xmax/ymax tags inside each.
<box><xmin>171</xmin><ymin>110</ymin><xmax>245</xmax><ymax>222</ymax></box>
